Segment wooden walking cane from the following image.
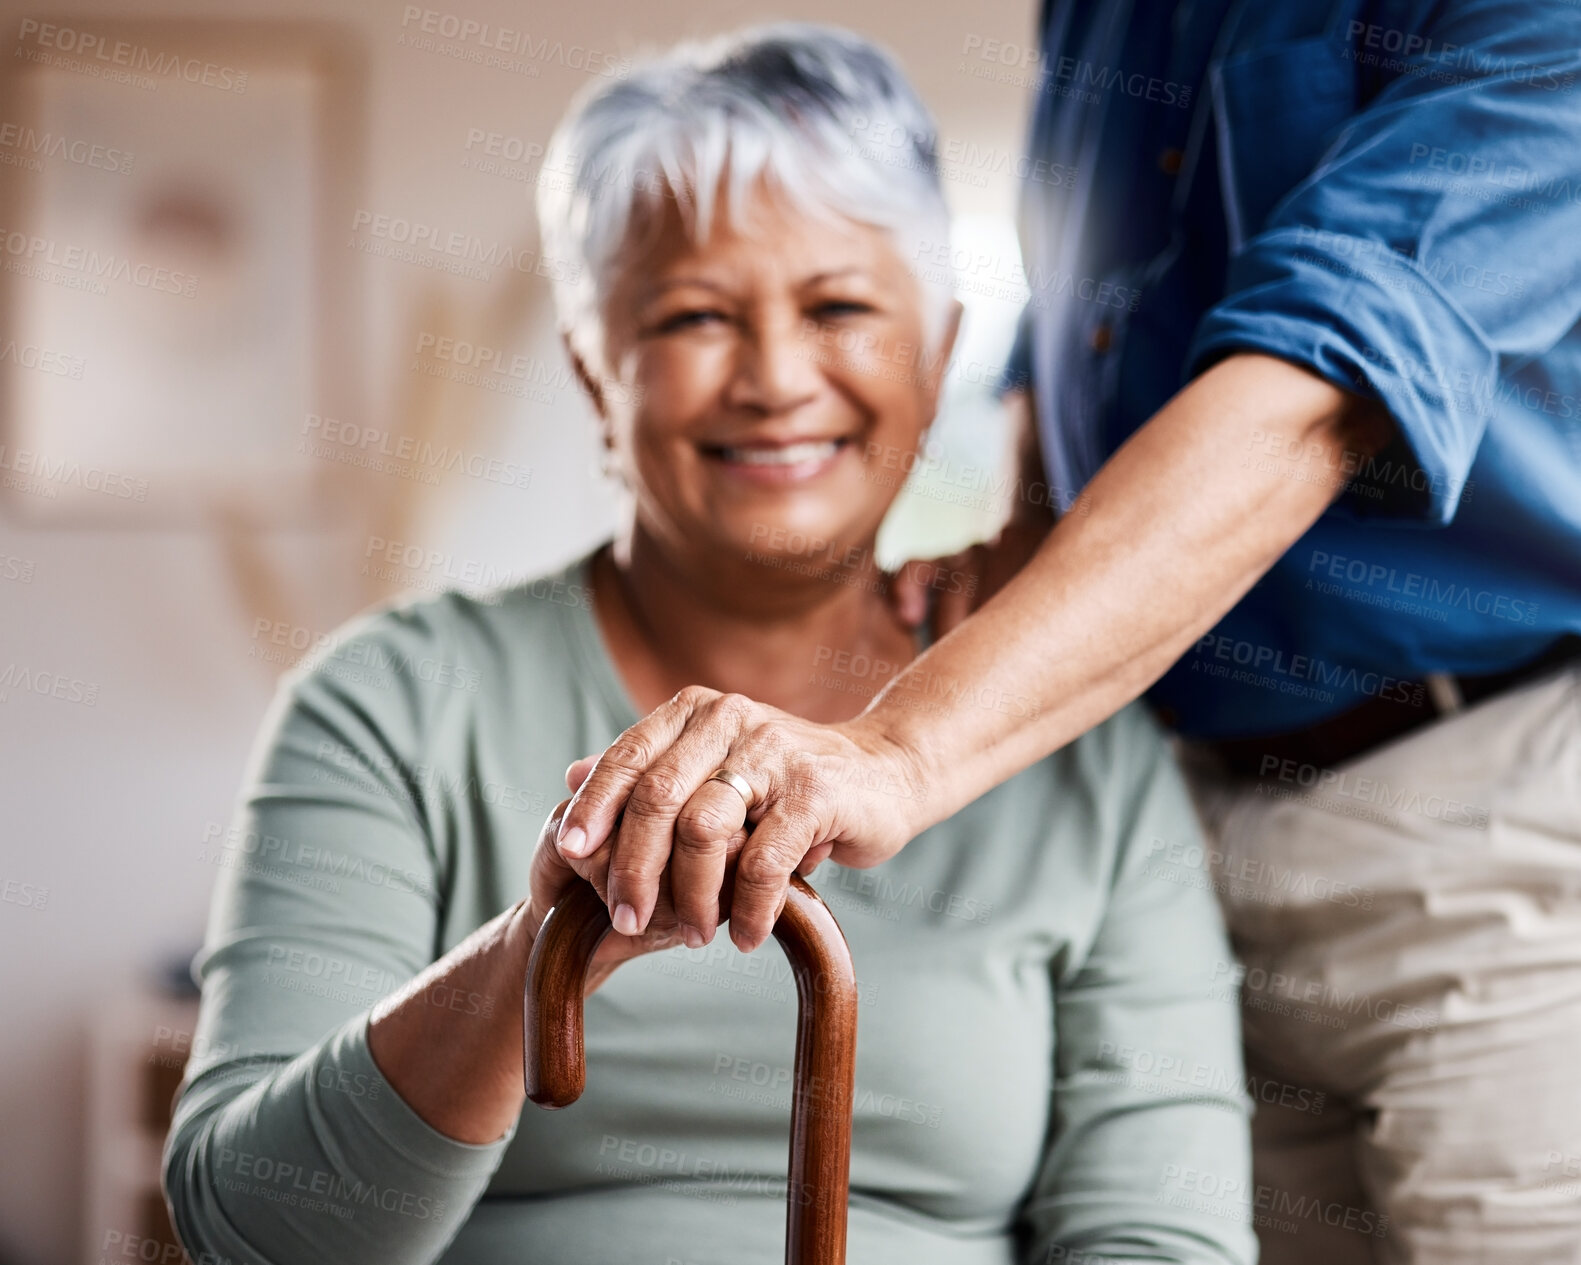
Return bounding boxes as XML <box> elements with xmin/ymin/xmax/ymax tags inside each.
<box><xmin>524</xmin><ymin>875</ymin><xmax>859</xmax><ymax>1265</ymax></box>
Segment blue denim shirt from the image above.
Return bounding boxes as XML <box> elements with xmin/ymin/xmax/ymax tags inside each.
<box><xmin>1021</xmin><ymin>0</ymin><xmax>1581</xmax><ymax>739</ymax></box>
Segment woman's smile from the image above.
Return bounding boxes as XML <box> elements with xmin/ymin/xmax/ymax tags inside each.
<box><xmin>697</xmin><ymin>434</ymin><xmax>856</xmax><ymax>485</ymax></box>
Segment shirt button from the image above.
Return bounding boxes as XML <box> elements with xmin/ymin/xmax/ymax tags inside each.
<box><xmin>1091</xmin><ymin>322</ymin><xmax>1113</xmax><ymax>353</ymax></box>
<box><xmin>1158</xmin><ymin>147</ymin><xmax>1184</xmax><ymax>175</ymax></box>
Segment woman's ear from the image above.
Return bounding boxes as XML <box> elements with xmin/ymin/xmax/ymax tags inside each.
<box><xmin>925</xmin><ymin>299</ymin><xmax>965</xmax><ymax>407</ymax></box>
<box><xmin>563</xmin><ymin>328</ymin><xmax>608</xmax><ymax>421</ymax></box>
<box><xmin>563</xmin><ymin>330</ymin><xmax>621</xmax><ymax>478</ymax></box>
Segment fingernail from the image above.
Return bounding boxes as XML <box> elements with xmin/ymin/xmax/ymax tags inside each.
<box><xmin>680</xmin><ymin>924</ymin><xmax>705</xmax><ymax>950</ymax></box>
<box><xmin>613</xmin><ymin>903</ymin><xmax>639</xmax><ymax>936</ymax></box>
<box><xmin>558</xmin><ymin>825</ymin><xmax>587</xmax><ymax>857</ymax></box>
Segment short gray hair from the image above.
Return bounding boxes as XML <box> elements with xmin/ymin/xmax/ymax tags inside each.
<box><xmin>537</xmin><ymin>22</ymin><xmax>955</xmax><ymax>367</ymax></box>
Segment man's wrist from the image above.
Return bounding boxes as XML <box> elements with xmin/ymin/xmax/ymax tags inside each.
<box><xmin>842</xmin><ymin>704</ymin><xmax>951</xmax><ymax>843</ymax></box>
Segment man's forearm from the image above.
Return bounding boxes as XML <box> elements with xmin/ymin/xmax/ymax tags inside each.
<box><xmin>861</xmin><ymin>352</ymin><xmax>1390</xmax><ymax>833</ymax></box>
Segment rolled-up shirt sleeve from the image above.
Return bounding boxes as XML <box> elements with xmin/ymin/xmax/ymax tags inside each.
<box><xmin>162</xmin><ymin>601</ymin><xmax>513</xmax><ymax>1263</ymax></box>
<box><xmin>1188</xmin><ymin>0</ymin><xmax>1581</xmax><ymax>524</ymax></box>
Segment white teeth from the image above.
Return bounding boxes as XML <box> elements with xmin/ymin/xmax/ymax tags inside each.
<box><xmin>718</xmin><ymin>440</ymin><xmax>840</xmax><ymax>466</ymax></box>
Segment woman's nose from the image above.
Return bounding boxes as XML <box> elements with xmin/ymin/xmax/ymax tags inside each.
<box><xmin>724</xmin><ymin>318</ymin><xmax>823</xmax><ymax>416</ymax></box>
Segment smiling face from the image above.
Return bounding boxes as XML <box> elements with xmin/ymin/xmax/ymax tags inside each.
<box><xmin>578</xmin><ymin>184</ymin><xmax>960</xmax><ymax>573</ymax></box>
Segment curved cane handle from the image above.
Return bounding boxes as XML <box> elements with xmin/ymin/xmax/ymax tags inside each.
<box><xmin>524</xmin><ymin>875</ymin><xmax>858</xmax><ymax>1265</ymax></box>
<box><xmin>522</xmin><ymin>879</ymin><xmax>613</xmax><ymax>1108</ymax></box>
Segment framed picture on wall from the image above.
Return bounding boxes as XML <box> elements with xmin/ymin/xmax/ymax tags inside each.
<box><xmin>0</xmin><ymin>21</ymin><xmax>362</xmax><ymax>526</ymax></box>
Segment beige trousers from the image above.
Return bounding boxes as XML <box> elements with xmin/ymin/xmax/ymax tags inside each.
<box><xmin>1183</xmin><ymin>666</ymin><xmax>1581</xmax><ymax>1265</ymax></box>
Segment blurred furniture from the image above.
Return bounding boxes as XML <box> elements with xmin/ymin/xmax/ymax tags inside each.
<box><xmin>82</xmin><ymin>987</ymin><xmax>198</xmax><ymax>1265</ymax></box>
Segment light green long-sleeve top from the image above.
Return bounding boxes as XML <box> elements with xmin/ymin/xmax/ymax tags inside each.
<box><xmin>163</xmin><ymin>547</ymin><xmax>1256</xmax><ymax>1265</ymax></box>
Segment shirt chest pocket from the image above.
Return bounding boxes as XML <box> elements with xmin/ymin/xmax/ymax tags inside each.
<box><xmin>1210</xmin><ymin>35</ymin><xmax>1357</xmax><ymax>248</ymax></box>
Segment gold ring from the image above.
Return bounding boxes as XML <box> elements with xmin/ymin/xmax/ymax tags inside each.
<box><xmin>704</xmin><ymin>767</ymin><xmax>756</xmax><ymax>813</ymax></box>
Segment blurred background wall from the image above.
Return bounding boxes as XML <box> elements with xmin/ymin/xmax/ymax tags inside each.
<box><xmin>0</xmin><ymin>0</ymin><xmax>1036</xmax><ymax>1259</ymax></box>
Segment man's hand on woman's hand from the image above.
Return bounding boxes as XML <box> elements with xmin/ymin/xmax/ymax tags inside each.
<box><xmin>553</xmin><ymin>692</ymin><xmax>932</xmax><ymax>954</ymax></box>
<box><xmin>549</xmin><ymin>517</ymin><xmax>1053</xmax><ymax>958</ymax></box>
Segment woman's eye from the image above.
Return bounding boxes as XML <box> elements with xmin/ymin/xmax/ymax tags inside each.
<box><xmin>811</xmin><ymin>300</ymin><xmax>874</xmax><ymax>321</ymax></box>
<box><xmin>656</xmin><ymin>309</ymin><xmax>726</xmax><ymax>333</ymax></box>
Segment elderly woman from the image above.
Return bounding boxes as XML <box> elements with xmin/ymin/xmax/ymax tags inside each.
<box><xmin>163</xmin><ymin>24</ymin><xmax>1252</xmax><ymax>1265</ymax></box>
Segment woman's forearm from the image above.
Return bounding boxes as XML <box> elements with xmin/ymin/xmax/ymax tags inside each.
<box><xmin>367</xmin><ymin>901</ymin><xmax>540</xmax><ymax>1144</ymax></box>
<box><xmin>167</xmin><ymin>912</ymin><xmax>539</xmax><ymax>1260</ymax></box>
<box><xmin>864</xmin><ymin>352</ymin><xmax>1390</xmax><ymax>835</ymax></box>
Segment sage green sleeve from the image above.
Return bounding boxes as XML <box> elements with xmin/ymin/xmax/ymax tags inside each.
<box><xmin>1018</xmin><ymin>708</ymin><xmax>1257</xmax><ymax>1265</ymax></box>
<box><xmin>162</xmin><ymin>600</ymin><xmax>514</xmax><ymax>1263</ymax></box>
